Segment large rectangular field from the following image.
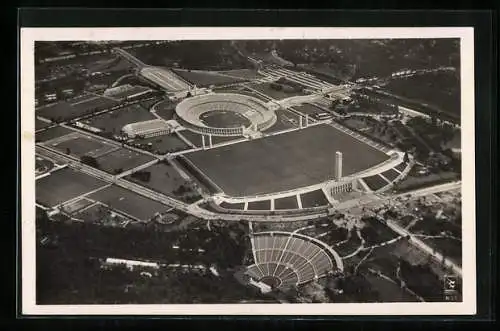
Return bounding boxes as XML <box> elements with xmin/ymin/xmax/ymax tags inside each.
<box><xmin>87</xmin><ymin>185</ymin><xmax>171</xmax><ymax>221</ymax></box>
<box><xmin>36</xmin><ymin>95</ymin><xmax>121</xmax><ymax>121</ymax></box>
<box><xmin>36</xmin><ymin>167</ymin><xmax>108</xmax><ymax>207</ymax></box>
<box><xmin>35</xmin><ymin>118</ymin><xmax>51</xmax><ymax>131</ymax></box>
<box><xmin>95</xmin><ymin>148</ymin><xmax>155</xmax><ymax>174</ymax></box>
<box><xmin>186</xmin><ymin>124</ymin><xmax>390</xmax><ymax>196</ymax></box>
<box><xmin>47</xmin><ymin>132</ymin><xmax>118</xmax><ymax>158</ymax></box>
<box><xmin>124</xmin><ymin>162</ymin><xmax>189</xmax><ymax>197</ymax></box>
<box><xmin>35</xmin><ymin>126</ymin><xmax>73</xmax><ymax>142</ymax></box>
<box><xmin>246</xmin><ymin>82</ymin><xmax>307</xmax><ymax>100</ymax></box>
<box><xmin>85</xmin><ymin>104</ymin><xmax>156</xmax><ymax>133</ymax></box>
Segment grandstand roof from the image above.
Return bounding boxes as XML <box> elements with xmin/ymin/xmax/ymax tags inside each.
<box><xmin>176</xmin><ymin>93</ymin><xmax>275</xmax><ymax>130</ymax></box>
<box><xmin>122</xmin><ymin>119</ymin><xmax>171</xmax><ymax>136</ymax></box>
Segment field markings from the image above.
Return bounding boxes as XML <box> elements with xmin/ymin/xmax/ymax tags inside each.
<box><xmin>378</xmin><ymin>173</ymin><xmax>393</xmax><ymax>185</ymax></box>
<box><xmin>54</xmin><ymin>183</ymin><xmax>112</xmax><ymax>210</ymax></box>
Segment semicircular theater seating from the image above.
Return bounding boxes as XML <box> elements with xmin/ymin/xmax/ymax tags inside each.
<box><xmin>245</xmin><ymin>233</ymin><xmax>336</xmax><ymax>290</ymax></box>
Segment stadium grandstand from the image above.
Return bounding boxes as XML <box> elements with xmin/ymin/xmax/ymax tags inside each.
<box><xmin>139</xmin><ymin>66</ymin><xmax>191</xmax><ymax>92</ymax></box>
<box><xmin>122</xmin><ymin>119</ymin><xmax>172</xmax><ymax>138</ymax></box>
<box><xmin>104</xmin><ymin>84</ymin><xmax>154</xmax><ymax>101</ymax></box>
<box><xmin>245</xmin><ymin>232</ymin><xmax>342</xmax><ymax>292</ymax></box>
<box><xmin>175</xmin><ymin>93</ymin><xmax>277</xmax><ymax>136</ymax></box>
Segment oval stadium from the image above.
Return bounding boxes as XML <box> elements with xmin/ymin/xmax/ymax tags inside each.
<box><xmin>245</xmin><ymin>231</ymin><xmax>343</xmax><ymax>291</ymax></box>
<box><xmin>175</xmin><ymin>93</ymin><xmax>277</xmax><ymax>136</ymax></box>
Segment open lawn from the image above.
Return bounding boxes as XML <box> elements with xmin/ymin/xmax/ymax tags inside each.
<box><xmin>212</xmin><ymin>87</ymin><xmax>272</xmax><ymax>102</ymax></box>
<box><xmin>49</xmin><ymin>133</ymin><xmax>118</xmax><ymax>158</ymax></box>
<box><xmin>37</xmin><ymin>96</ymin><xmax>121</xmax><ymax>121</ymax></box>
<box><xmin>300</xmin><ymin>189</ymin><xmax>329</xmax><ymax>208</ymax></box>
<box><xmin>85</xmin><ymin>104</ymin><xmax>156</xmax><ymax>134</ymax></box>
<box><xmin>186</xmin><ymin>124</ymin><xmax>389</xmax><ymax>197</ymax></box>
<box><xmin>274</xmin><ymin>195</ymin><xmax>299</xmax><ymax>210</ymax></box>
<box><xmin>96</xmin><ymin>148</ymin><xmax>155</xmax><ymax>174</ymax></box>
<box><xmin>362</xmin><ymin>175</ymin><xmax>389</xmax><ymax>191</ymax></box>
<box><xmin>171</xmin><ymin>69</ymin><xmax>247</xmax><ymax>87</ymax></box>
<box><xmin>394</xmin><ymin>172</ymin><xmax>460</xmax><ymax>193</ymax></box>
<box><xmin>220</xmin><ymin>201</ymin><xmax>245</xmax><ymax>210</ymax></box>
<box><xmin>247</xmin><ymin>200</ymin><xmax>271</xmax><ymax>211</ymax></box>
<box><xmin>88</xmin><ymin>185</ymin><xmax>171</xmax><ymax>221</ymax></box>
<box><xmin>292</xmin><ymin>103</ymin><xmax>325</xmax><ymax>116</ymax></box>
<box><xmin>36</xmin><ymin>118</ymin><xmax>52</xmax><ymax>131</ymax></box>
<box><xmin>36</xmin><ymin>167</ymin><xmax>107</xmax><ymax>207</ymax></box>
<box><xmin>124</xmin><ymin>161</ymin><xmax>189</xmax><ymax>197</ymax></box>
<box><xmin>154</xmin><ymin>100</ymin><xmax>177</xmax><ymax>120</ymax></box>
<box><xmin>36</xmin><ymin>126</ymin><xmax>73</xmax><ymax>142</ymax></box>
<box><xmin>178</xmin><ymin>130</ymin><xmax>242</xmax><ymax>147</ymax></box>
<box><xmin>246</xmin><ymin>82</ymin><xmax>307</xmax><ymax>100</ymax></box>
<box><xmin>265</xmin><ymin>109</ymin><xmax>300</xmax><ymax>133</ymax></box>
<box><xmin>132</xmin><ymin>134</ymin><xmax>190</xmax><ymax>154</ymax></box>
<box><xmin>218</xmin><ymin>69</ymin><xmax>262</xmax><ymax>79</ymax></box>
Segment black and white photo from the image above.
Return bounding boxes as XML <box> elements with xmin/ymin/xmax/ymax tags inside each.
<box><xmin>20</xmin><ymin>27</ymin><xmax>476</xmax><ymax>315</ymax></box>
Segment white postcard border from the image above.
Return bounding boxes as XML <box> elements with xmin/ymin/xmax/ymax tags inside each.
<box><xmin>20</xmin><ymin>27</ymin><xmax>476</xmax><ymax>315</ymax></box>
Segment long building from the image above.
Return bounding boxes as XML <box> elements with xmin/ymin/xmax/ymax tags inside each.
<box><xmin>139</xmin><ymin>66</ymin><xmax>191</xmax><ymax>92</ymax></box>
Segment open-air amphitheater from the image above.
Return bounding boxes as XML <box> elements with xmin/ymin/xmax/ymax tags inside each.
<box><xmin>245</xmin><ymin>231</ymin><xmax>343</xmax><ymax>291</ymax></box>
<box><xmin>175</xmin><ymin>93</ymin><xmax>277</xmax><ymax>136</ymax></box>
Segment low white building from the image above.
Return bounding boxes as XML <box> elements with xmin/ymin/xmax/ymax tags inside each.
<box><xmin>103</xmin><ymin>257</ymin><xmax>160</xmax><ymax>270</ymax></box>
<box><xmin>122</xmin><ymin>119</ymin><xmax>172</xmax><ymax>138</ymax></box>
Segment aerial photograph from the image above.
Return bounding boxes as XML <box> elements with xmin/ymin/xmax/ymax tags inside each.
<box><xmin>34</xmin><ymin>38</ymin><xmax>463</xmax><ymax>305</ymax></box>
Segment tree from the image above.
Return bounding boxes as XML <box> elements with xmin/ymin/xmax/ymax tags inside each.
<box><xmin>80</xmin><ymin>155</ymin><xmax>100</xmax><ymax>168</ymax></box>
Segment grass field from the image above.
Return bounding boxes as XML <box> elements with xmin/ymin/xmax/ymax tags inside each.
<box><xmin>96</xmin><ymin>148</ymin><xmax>155</xmax><ymax>174</ymax></box>
<box><xmin>381</xmin><ymin>168</ymin><xmax>400</xmax><ymax>182</ymax></box>
<box><xmin>300</xmin><ymin>189</ymin><xmax>329</xmax><ymax>208</ymax></box>
<box><xmin>124</xmin><ymin>162</ymin><xmax>189</xmax><ymax>198</ymax></box>
<box><xmin>133</xmin><ymin>134</ymin><xmax>190</xmax><ymax>154</ymax></box>
<box><xmin>265</xmin><ymin>109</ymin><xmax>300</xmax><ymax>133</ymax></box>
<box><xmin>178</xmin><ymin>130</ymin><xmax>242</xmax><ymax>147</ymax></box>
<box><xmin>247</xmin><ymin>200</ymin><xmax>271</xmax><ymax>210</ymax></box>
<box><xmin>274</xmin><ymin>195</ymin><xmax>299</xmax><ymax>210</ymax></box>
<box><xmin>37</xmin><ymin>95</ymin><xmax>120</xmax><ymax>121</ymax></box>
<box><xmin>186</xmin><ymin>124</ymin><xmax>389</xmax><ymax>197</ymax></box>
<box><xmin>88</xmin><ymin>185</ymin><xmax>171</xmax><ymax>221</ymax></box>
<box><xmin>200</xmin><ymin>110</ymin><xmax>251</xmax><ymax>128</ymax></box>
<box><xmin>49</xmin><ymin>133</ymin><xmax>118</xmax><ymax>158</ymax></box>
<box><xmin>292</xmin><ymin>103</ymin><xmax>325</xmax><ymax>116</ymax></box>
<box><xmin>154</xmin><ymin>100</ymin><xmax>176</xmax><ymax>121</ymax></box>
<box><xmin>217</xmin><ymin>69</ymin><xmax>262</xmax><ymax>79</ymax></box>
<box><xmin>171</xmin><ymin>69</ymin><xmax>247</xmax><ymax>87</ymax></box>
<box><xmin>36</xmin><ymin>126</ymin><xmax>73</xmax><ymax>142</ymax></box>
<box><xmin>36</xmin><ymin>167</ymin><xmax>107</xmax><ymax>207</ymax></box>
<box><xmin>219</xmin><ymin>201</ymin><xmax>245</xmax><ymax>210</ymax></box>
<box><xmin>35</xmin><ymin>118</ymin><xmax>52</xmax><ymax>131</ymax></box>
<box><xmin>212</xmin><ymin>87</ymin><xmax>272</xmax><ymax>102</ymax></box>
<box><xmin>85</xmin><ymin>104</ymin><xmax>156</xmax><ymax>134</ymax></box>
<box><xmin>362</xmin><ymin>175</ymin><xmax>389</xmax><ymax>191</ymax></box>
<box><xmin>246</xmin><ymin>82</ymin><xmax>307</xmax><ymax>100</ymax></box>
<box><xmin>35</xmin><ymin>156</ymin><xmax>55</xmax><ymax>175</ymax></box>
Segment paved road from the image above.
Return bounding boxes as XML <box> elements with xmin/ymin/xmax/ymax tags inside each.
<box><xmin>38</xmin><ymin>141</ymin><xmax>461</xmax><ymax>225</ymax></box>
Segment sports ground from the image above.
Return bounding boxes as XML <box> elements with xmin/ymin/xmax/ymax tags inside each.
<box><xmin>88</xmin><ymin>185</ymin><xmax>172</xmax><ymax>221</ymax></box>
<box><xmin>36</xmin><ymin>167</ymin><xmax>108</xmax><ymax>207</ymax></box>
<box><xmin>186</xmin><ymin>124</ymin><xmax>390</xmax><ymax>197</ymax></box>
